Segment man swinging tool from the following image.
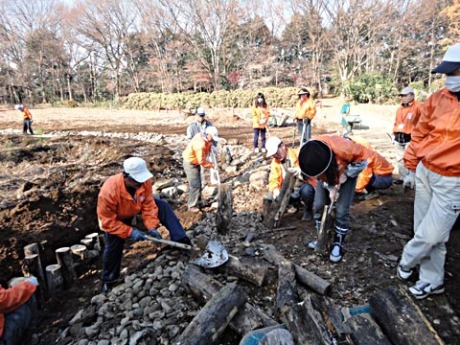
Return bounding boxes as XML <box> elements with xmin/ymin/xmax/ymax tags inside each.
<box><xmin>97</xmin><ymin>157</ymin><xmax>191</xmax><ymax>293</ymax></box>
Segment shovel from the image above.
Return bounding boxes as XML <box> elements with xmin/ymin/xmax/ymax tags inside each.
<box><xmin>144</xmin><ymin>235</ymin><xmax>229</xmax><ymax>268</ymax></box>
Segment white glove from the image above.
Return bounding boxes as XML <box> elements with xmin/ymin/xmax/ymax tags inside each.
<box><xmin>273</xmin><ymin>188</ymin><xmax>280</xmax><ymax>200</ymax></box>
<box><xmin>328</xmin><ymin>186</ymin><xmax>340</xmax><ymax>202</ymax></box>
<box><xmin>288</xmin><ymin>167</ymin><xmax>302</xmax><ymax>178</ymax></box>
<box><xmin>403</xmin><ymin>170</ymin><xmax>415</xmax><ymax>189</ymax></box>
<box><xmin>346</xmin><ymin>161</ymin><xmax>367</xmax><ymax>178</ymax></box>
<box><xmin>339</xmin><ymin>173</ymin><xmax>347</xmax><ymax>184</ymax></box>
<box><xmin>259</xmin><ymin>119</ymin><xmax>266</xmax><ymax>124</ymax></box>
<box><xmin>26</xmin><ymin>276</ymin><xmax>39</xmax><ymax>286</ymax></box>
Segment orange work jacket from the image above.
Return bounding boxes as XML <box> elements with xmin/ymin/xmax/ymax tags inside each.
<box><xmin>251</xmin><ymin>106</ymin><xmax>270</xmax><ymax>129</ymax></box>
<box><xmin>295</xmin><ymin>98</ymin><xmax>316</xmax><ymax>120</ymax></box>
<box><xmin>21</xmin><ymin>108</ymin><xmax>32</xmax><ymax>120</ymax></box>
<box><xmin>392</xmin><ymin>101</ymin><xmax>423</xmax><ymax>135</ymax></box>
<box><xmin>404</xmin><ymin>89</ymin><xmax>460</xmax><ymax>176</ymax></box>
<box><xmin>269</xmin><ymin>148</ymin><xmax>316</xmax><ymax>192</ymax></box>
<box><xmin>97</xmin><ymin>173</ymin><xmax>159</xmax><ymax>239</ymax></box>
<box><xmin>182</xmin><ymin>133</ymin><xmax>213</xmax><ymax>168</ymax></box>
<box><xmin>0</xmin><ymin>281</ymin><xmax>36</xmax><ymax>337</ymax></box>
<box><xmin>356</xmin><ymin>149</ymin><xmax>394</xmax><ymax>192</ymax></box>
<box><xmin>315</xmin><ymin>135</ymin><xmax>369</xmax><ymax>184</ymax></box>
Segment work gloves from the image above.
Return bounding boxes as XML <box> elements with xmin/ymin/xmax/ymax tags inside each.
<box><xmin>328</xmin><ymin>186</ymin><xmax>340</xmax><ymax>202</ymax></box>
<box><xmin>26</xmin><ymin>276</ymin><xmax>39</xmax><ymax>286</ymax></box>
<box><xmin>346</xmin><ymin>161</ymin><xmax>367</xmax><ymax>178</ymax></box>
<box><xmin>130</xmin><ymin>228</ymin><xmax>146</xmax><ymax>241</ymax></box>
<box><xmin>148</xmin><ymin>228</ymin><xmax>162</xmax><ymax>239</ymax></box>
<box><xmin>272</xmin><ymin>188</ymin><xmax>280</xmax><ymax>200</ymax></box>
<box><xmin>403</xmin><ymin>170</ymin><xmax>415</xmax><ymax>189</ymax></box>
<box><xmin>288</xmin><ymin>167</ymin><xmax>302</xmax><ymax>179</ymax></box>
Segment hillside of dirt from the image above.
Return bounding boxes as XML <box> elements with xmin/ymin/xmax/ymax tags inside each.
<box><xmin>0</xmin><ymin>99</ymin><xmax>459</xmax><ymax>345</ymax></box>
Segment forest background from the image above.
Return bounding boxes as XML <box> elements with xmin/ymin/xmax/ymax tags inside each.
<box><xmin>0</xmin><ymin>0</ymin><xmax>459</xmax><ymax>107</ymax></box>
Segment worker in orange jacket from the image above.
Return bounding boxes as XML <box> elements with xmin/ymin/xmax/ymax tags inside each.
<box><xmin>16</xmin><ymin>104</ymin><xmax>34</xmax><ymax>135</ymax></box>
<box><xmin>182</xmin><ymin>126</ymin><xmax>221</xmax><ymax>212</ymax></box>
<box><xmin>251</xmin><ymin>93</ymin><xmax>270</xmax><ymax>153</ymax></box>
<box><xmin>392</xmin><ymin>87</ymin><xmax>423</xmax><ymax>179</ymax></box>
<box><xmin>0</xmin><ymin>277</ymin><xmax>37</xmax><ymax>345</ymax></box>
<box><xmin>299</xmin><ymin>135</ymin><xmax>369</xmax><ymax>262</ymax></box>
<box><xmin>345</xmin><ymin>135</ymin><xmax>394</xmax><ymax>199</ymax></box>
<box><xmin>397</xmin><ymin>43</ymin><xmax>460</xmax><ymax>300</ymax></box>
<box><xmin>97</xmin><ymin>157</ymin><xmax>190</xmax><ymax>292</ymax></box>
<box><xmin>294</xmin><ymin>88</ymin><xmax>316</xmax><ymax>144</ymax></box>
<box><xmin>265</xmin><ymin>136</ymin><xmax>316</xmax><ymax>221</ymax></box>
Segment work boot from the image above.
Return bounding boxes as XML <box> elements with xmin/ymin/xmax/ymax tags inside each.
<box><xmin>302</xmin><ymin>209</ymin><xmax>313</xmax><ymax>221</ymax></box>
<box><xmin>364</xmin><ymin>190</ymin><xmax>379</xmax><ymax>200</ymax></box>
<box><xmin>329</xmin><ymin>225</ymin><xmax>347</xmax><ymax>263</ymax></box>
<box><xmin>254</xmin><ymin>148</ymin><xmax>259</xmax><ymax>153</ymax></box>
<box><xmin>308</xmin><ymin>220</ymin><xmax>321</xmax><ymax>249</ymax></box>
<box><xmin>261</xmin><ymin>148</ymin><xmax>267</xmax><ymax>153</ymax></box>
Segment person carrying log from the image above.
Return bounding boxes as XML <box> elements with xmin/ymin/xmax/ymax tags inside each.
<box><xmin>294</xmin><ymin>88</ymin><xmax>316</xmax><ymax>145</ymax></box>
<box><xmin>15</xmin><ymin>104</ymin><xmax>34</xmax><ymax>135</ymax></box>
<box><xmin>0</xmin><ymin>277</ymin><xmax>38</xmax><ymax>345</ymax></box>
<box><xmin>397</xmin><ymin>43</ymin><xmax>460</xmax><ymax>299</ymax></box>
<box><xmin>392</xmin><ymin>87</ymin><xmax>423</xmax><ymax>182</ymax></box>
<box><xmin>97</xmin><ymin>157</ymin><xmax>191</xmax><ymax>293</ymax></box>
<box><xmin>265</xmin><ymin>136</ymin><xmax>316</xmax><ymax>221</ymax></box>
<box><xmin>182</xmin><ymin>126</ymin><xmax>222</xmax><ymax>212</ymax></box>
<box><xmin>299</xmin><ymin>135</ymin><xmax>368</xmax><ymax>262</ymax></box>
<box><xmin>251</xmin><ymin>92</ymin><xmax>270</xmax><ymax>153</ymax></box>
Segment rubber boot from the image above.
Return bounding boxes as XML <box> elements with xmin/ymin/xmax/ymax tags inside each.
<box><xmin>330</xmin><ymin>225</ymin><xmax>347</xmax><ymax>263</ymax></box>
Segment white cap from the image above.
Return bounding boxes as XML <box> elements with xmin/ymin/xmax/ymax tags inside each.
<box><xmin>431</xmin><ymin>43</ymin><xmax>460</xmax><ymax>74</ymax></box>
<box><xmin>399</xmin><ymin>87</ymin><xmax>414</xmax><ymax>95</ymax></box>
<box><xmin>196</xmin><ymin>107</ymin><xmax>206</xmax><ymax>116</ymax></box>
<box><xmin>123</xmin><ymin>157</ymin><xmax>153</xmax><ymax>183</ymax></box>
<box><xmin>265</xmin><ymin>137</ymin><xmax>282</xmax><ymax>157</ymax></box>
<box><xmin>205</xmin><ymin>126</ymin><xmax>221</xmax><ymax>141</ymax></box>
<box><xmin>15</xmin><ymin>104</ymin><xmax>24</xmax><ymax>110</ymax></box>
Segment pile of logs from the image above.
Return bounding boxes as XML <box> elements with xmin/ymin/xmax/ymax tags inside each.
<box><xmin>177</xmin><ymin>243</ymin><xmax>444</xmax><ymax>345</ymax></box>
<box><xmin>19</xmin><ymin>233</ymin><xmax>102</xmax><ymax>297</ymax></box>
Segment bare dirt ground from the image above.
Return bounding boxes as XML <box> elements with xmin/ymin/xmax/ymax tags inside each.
<box><xmin>0</xmin><ymin>98</ymin><xmax>459</xmax><ymax>344</ymax></box>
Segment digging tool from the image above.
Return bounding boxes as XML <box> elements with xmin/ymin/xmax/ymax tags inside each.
<box><xmin>209</xmin><ymin>151</ymin><xmax>220</xmax><ymax>186</ymax></box>
<box><xmin>144</xmin><ymin>235</ymin><xmax>229</xmax><ymax>268</ymax></box>
<box><xmin>315</xmin><ymin>186</ymin><xmax>340</xmax><ymax>252</ymax></box>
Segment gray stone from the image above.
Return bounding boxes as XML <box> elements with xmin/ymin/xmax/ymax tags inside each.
<box><xmin>168</xmin><ymin>283</ymin><xmax>178</xmax><ymax>292</ymax></box>
<box><xmin>167</xmin><ymin>325</ymin><xmax>180</xmax><ymax>338</ymax></box>
<box><xmin>77</xmin><ymin>340</ymin><xmax>89</xmax><ymax>345</ymax></box>
<box><xmin>97</xmin><ymin>340</ymin><xmax>110</xmax><ymax>345</ymax></box>
<box><xmin>161</xmin><ymin>301</ymin><xmax>173</xmax><ymax>313</ymax></box>
<box><xmin>160</xmin><ymin>186</ymin><xmax>178</xmax><ymax>199</ymax></box>
<box><xmin>153</xmin><ymin>320</ymin><xmax>164</xmax><ymax>331</ymax></box>
<box><xmin>91</xmin><ymin>294</ymin><xmax>107</xmax><ymax>306</ymax></box>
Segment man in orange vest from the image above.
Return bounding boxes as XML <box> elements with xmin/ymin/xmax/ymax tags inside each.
<box><xmin>397</xmin><ymin>43</ymin><xmax>460</xmax><ymax>299</ymax></box>
<box><xmin>0</xmin><ymin>277</ymin><xmax>37</xmax><ymax>345</ymax></box>
<box><xmin>392</xmin><ymin>87</ymin><xmax>423</xmax><ymax>180</ymax></box>
<box><xmin>97</xmin><ymin>157</ymin><xmax>191</xmax><ymax>292</ymax></box>
<box><xmin>294</xmin><ymin>88</ymin><xmax>316</xmax><ymax>144</ymax></box>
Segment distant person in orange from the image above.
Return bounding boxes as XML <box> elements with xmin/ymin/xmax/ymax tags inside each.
<box><xmin>392</xmin><ymin>87</ymin><xmax>422</xmax><ymax>180</ymax></box>
<box><xmin>0</xmin><ymin>277</ymin><xmax>38</xmax><ymax>345</ymax></box>
<box><xmin>294</xmin><ymin>88</ymin><xmax>316</xmax><ymax>144</ymax></box>
<box><xmin>251</xmin><ymin>92</ymin><xmax>270</xmax><ymax>153</ymax></box>
<box><xmin>16</xmin><ymin>104</ymin><xmax>34</xmax><ymax>135</ymax></box>
<box><xmin>397</xmin><ymin>43</ymin><xmax>460</xmax><ymax>300</ymax></box>
<box><xmin>97</xmin><ymin>157</ymin><xmax>191</xmax><ymax>293</ymax></box>
<box><xmin>182</xmin><ymin>126</ymin><xmax>221</xmax><ymax>212</ymax></box>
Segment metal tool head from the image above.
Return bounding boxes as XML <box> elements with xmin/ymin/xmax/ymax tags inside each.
<box><xmin>194</xmin><ymin>239</ymin><xmax>229</xmax><ymax>268</ymax></box>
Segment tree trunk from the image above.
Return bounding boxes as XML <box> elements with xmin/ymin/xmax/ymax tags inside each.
<box><xmin>182</xmin><ymin>264</ymin><xmax>277</xmax><ymax>335</ymax></box>
<box><xmin>45</xmin><ymin>264</ymin><xmax>64</xmax><ymax>296</ymax></box>
<box><xmin>369</xmin><ymin>288</ymin><xmax>444</xmax><ymax>345</ymax></box>
<box><xmin>176</xmin><ymin>282</ymin><xmax>246</xmax><ymax>345</ymax></box>
<box><xmin>216</xmin><ymin>182</ymin><xmax>232</xmax><ymax>235</ymax></box>
<box><xmin>23</xmin><ymin>243</ymin><xmax>46</xmax><ymax>288</ymax></box>
<box><xmin>263</xmin><ymin>245</ymin><xmax>331</xmax><ymax>295</ymax></box>
<box><xmin>276</xmin><ymin>261</ymin><xmax>298</xmax><ymax>318</ymax></box>
<box><xmin>345</xmin><ymin>314</ymin><xmax>392</xmax><ymax>345</ymax></box>
<box><xmin>219</xmin><ymin>255</ymin><xmax>267</xmax><ymax>287</ymax></box>
<box><xmin>263</xmin><ymin>171</ymin><xmax>295</xmax><ymax>229</ymax></box>
<box><xmin>55</xmin><ymin>247</ymin><xmax>76</xmax><ymax>289</ymax></box>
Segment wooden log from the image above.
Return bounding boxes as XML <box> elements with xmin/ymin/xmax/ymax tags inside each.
<box><xmin>45</xmin><ymin>264</ymin><xmax>64</xmax><ymax>296</ymax></box>
<box><xmin>276</xmin><ymin>261</ymin><xmax>298</xmax><ymax>317</ymax></box>
<box><xmin>369</xmin><ymin>287</ymin><xmax>444</xmax><ymax>345</ymax></box>
<box><xmin>216</xmin><ymin>182</ymin><xmax>233</xmax><ymax>235</ymax></box>
<box><xmin>280</xmin><ymin>293</ymin><xmax>334</xmax><ymax>345</ymax></box>
<box><xmin>23</xmin><ymin>243</ymin><xmax>46</xmax><ymax>288</ymax></box>
<box><xmin>182</xmin><ymin>264</ymin><xmax>277</xmax><ymax>335</ymax></box>
<box><xmin>70</xmin><ymin>244</ymin><xmax>87</xmax><ymax>261</ymax></box>
<box><xmin>55</xmin><ymin>247</ymin><xmax>76</xmax><ymax>289</ymax></box>
<box><xmin>316</xmin><ymin>204</ymin><xmax>332</xmax><ymax>252</ymax></box>
<box><xmin>322</xmin><ymin>297</ymin><xmax>351</xmax><ymax>340</ymax></box>
<box><xmin>219</xmin><ymin>255</ymin><xmax>267</xmax><ymax>287</ymax></box>
<box><xmin>176</xmin><ymin>282</ymin><xmax>247</xmax><ymax>345</ymax></box>
<box><xmin>80</xmin><ymin>238</ymin><xmax>93</xmax><ymax>250</ymax></box>
<box><xmin>263</xmin><ymin>245</ymin><xmax>331</xmax><ymax>295</ymax></box>
<box><xmin>263</xmin><ymin>170</ymin><xmax>295</xmax><ymax>229</ymax></box>
<box><xmin>345</xmin><ymin>314</ymin><xmax>392</xmax><ymax>345</ymax></box>
<box><xmin>85</xmin><ymin>233</ymin><xmax>101</xmax><ymax>251</ymax></box>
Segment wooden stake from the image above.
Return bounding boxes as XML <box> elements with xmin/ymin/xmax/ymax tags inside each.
<box><xmin>55</xmin><ymin>247</ymin><xmax>76</xmax><ymax>289</ymax></box>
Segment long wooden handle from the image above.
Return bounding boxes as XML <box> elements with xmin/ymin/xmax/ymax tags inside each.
<box><xmin>144</xmin><ymin>235</ymin><xmax>194</xmax><ymax>251</ymax></box>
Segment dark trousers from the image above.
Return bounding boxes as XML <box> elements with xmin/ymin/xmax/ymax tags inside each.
<box><xmin>253</xmin><ymin>128</ymin><xmax>267</xmax><ymax>149</ymax></box>
<box><xmin>101</xmin><ymin>197</ymin><xmax>187</xmax><ymax>284</ymax></box>
<box><xmin>0</xmin><ymin>296</ymin><xmax>37</xmax><ymax>345</ymax></box>
<box><xmin>296</xmin><ymin>119</ymin><xmax>311</xmax><ymax>144</ymax></box>
<box><xmin>299</xmin><ymin>183</ymin><xmax>315</xmax><ymax>210</ymax></box>
<box><xmin>366</xmin><ymin>174</ymin><xmax>393</xmax><ymax>192</ymax></box>
<box><xmin>23</xmin><ymin>119</ymin><xmax>33</xmax><ymax>135</ymax></box>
